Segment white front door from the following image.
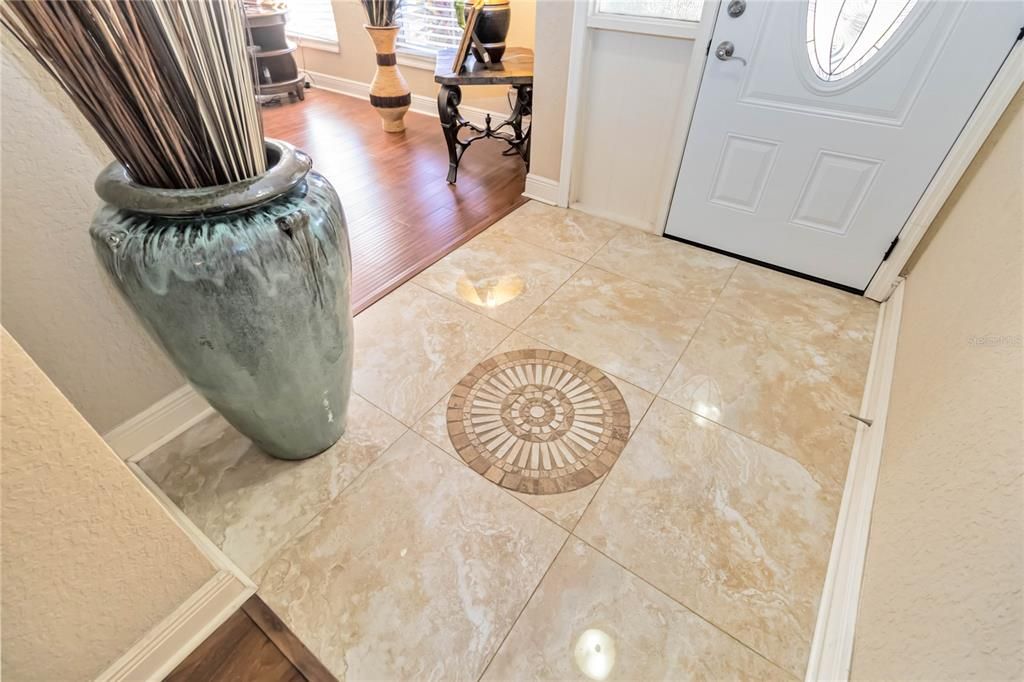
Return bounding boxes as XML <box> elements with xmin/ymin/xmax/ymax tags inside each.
<box><xmin>665</xmin><ymin>0</ymin><xmax>1022</xmax><ymax>290</ymax></box>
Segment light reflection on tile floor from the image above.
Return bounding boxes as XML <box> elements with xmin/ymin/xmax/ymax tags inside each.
<box><xmin>141</xmin><ymin>201</ymin><xmax>877</xmax><ymax>680</ymax></box>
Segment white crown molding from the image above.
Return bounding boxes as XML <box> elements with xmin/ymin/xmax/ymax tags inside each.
<box><xmin>523</xmin><ymin>173</ymin><xmax>561</xmax><ymax>205</ymax></box>
<box><xmin>103</xmin><ymin>384</ymin><xmax>213</xmax><ymax>461</ymax></box>
<box><xmin>806</xmin><ymin>277</ymin><xmax>905</xmax><ymax>682</ymax></box>
<box><xmin>304</xmin><ymin>70</ymin><xmax>500</xmax><ymax>130</ymax></box>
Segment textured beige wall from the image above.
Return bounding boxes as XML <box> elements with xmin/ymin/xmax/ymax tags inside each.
<box><xmin>1</xmin><ymin>41</ymin><xmax>185</xmax><ymax>433</ymax></box>
<box><xmin>851</xmin><ymin>89</ymin><xmax>1024</xmax><ymax>680</ymax></box>
<box><xmin>1</xmin><ymin>329</ymin><xmax>217</xmax><ymax>681</ymax></box>
<box><xmin>298</xmin><ymin>0</ymin><xmax>535</xmax><ymax>114</ymax></box>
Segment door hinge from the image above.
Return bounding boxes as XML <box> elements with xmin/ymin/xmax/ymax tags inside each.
<box><xmin>706</xmin><ymin>39</ymin><xmax>712</xmax><ymax>56</ymax></box>
<box><xmin>882</xmin><ymin>236</ymin><xmax>900</xmax><ymax>261</ymax></box>
<box><xmin>1017</xmin><ymin>25</ymin><xmax>1024</xmax><ymax>42</ymax></box>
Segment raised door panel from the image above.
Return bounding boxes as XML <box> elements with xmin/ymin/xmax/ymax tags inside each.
<box><xmin>708</xmin><ymin>134</ymin><xmax>780</xmax><ymax>213</ymax></box>
<box><xmin>790</xmin><ymin>150</ymin><xmax>882</xmax><ymax>235</ymax></box>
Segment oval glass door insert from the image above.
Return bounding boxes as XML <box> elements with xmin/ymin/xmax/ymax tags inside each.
<box><xmin>806</xmin><ymin>0</ymin><xmax>919</xmax><ymax>82</ymax></box>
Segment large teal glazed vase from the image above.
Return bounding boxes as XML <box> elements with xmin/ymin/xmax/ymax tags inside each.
<box><xmin>90</xmin><ymin>139</ymin><xmax>353</xmax><ymax>460</ymax></box>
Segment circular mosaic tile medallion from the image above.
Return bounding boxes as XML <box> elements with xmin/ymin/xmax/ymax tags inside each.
<box><xmin>447</xmin><ymin>349</ymin><xmax>630</xmax><ymax>495</ymax></box>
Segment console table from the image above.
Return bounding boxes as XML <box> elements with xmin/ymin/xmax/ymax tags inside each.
<box><xmin>434</xmin><ymin>47</ymin><xmax>533</xmax><ymax>184</ymax></box>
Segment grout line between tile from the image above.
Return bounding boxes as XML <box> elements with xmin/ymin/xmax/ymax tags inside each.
<box><xmin>497</xmin><ymin>203</ymin><xmax>620</xmax><ymax>266</ymax></box>
<box><xmin>567</xmin><ymin>533</ymin><xmax>802</xmax><ymax>682</ymax></box>
<box><xmin>335</xmin><ymin>213</ymin><xmax>838</xmax><ymax>678</ymax></box>
<box><xmin>410</xmin><ymin>328</ymin><xmax>590</xmax><ymax>533</ymax></box>
<box><xmin>579</xmin><ymin>259</ymin><xmax>720</xmax><ymax>305</ymax></box>
<box><xmin>510</xmin><ymin>229</ymin><xmax>741</xmax><ymax>398</ymax></box>
<box><xmin>564</xmin><ymin>389</ymin><xmax>658</xmax><ymax>536</ymax></box>
<box><xmin>581</xmin><ymin>226</ymin><xmax>622</xmax><ymax>264</ymax></box>
<box><xmin>249</xmin><ymin>424</ymin><xmax>413</xmax><ymax>586</ymax></box>
<box><xmin>649</xmin><ymin>265</ymin><xmax>876</xmax><ymax>486</ymax></box>
<box><xmin>655</xmin><ymin>390</ymin><xmax>856</xmax><ymax>492</ymax></box>
<box><xmin>423</xmin><ymin>427</ymin><xmax>577</xmax><ymax>532</ymax></box>
<box><xmin>509</xmin><ymin>267</ymin><xmax>579</xmax><ymax>335</ymax></box>
<box><xmin>412</xmin><ymin>231</ymin><xmax>588</xmax><ymax>328</ymax></box>
<box><xmin>475</xmin><ymin>532</ymin><xmax>572</xmax><ymax>682</ymax></box>
<box><xmin>710</xmin><ymin>262</ymin><xmax>880</xmax><ymax>336</ymax></box>
<box><xmin>411</xmin><ymin>322</ymin><xmax>659</xmax><ymax>539</ymax></box>
<box><xmin>350</xmin><ymin>388</ymin><xmax>418</xmax><ymax>429</ymax></box>
<box><xmin>650</xmin><ymin>262</ymin><xmax>740</xmax><ymax>398</ymax></box>
<box><xmin>479</xmin><ymin>216</ymin><xmax>593</xmax><ymax>267</ymax></box>
<box><xmin>524</xmin><ymin>259</ymin><xmax>807</xmax><ymax>676</ymax></box>
<box><xmin>355</xmin><ymin>281</ymin><xmax>516</xmax><ymax>428</ymax></box>
<box><xmin>704</xmin><ymin>300</ymin><xmax>879</xmax><ymax>359</ymax></box>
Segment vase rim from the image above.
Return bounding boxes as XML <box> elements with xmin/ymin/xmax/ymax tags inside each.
<box><xmin>363</xmin><ymin>23</ymin><xmax>399</xmax><ymax>30</ymax></box>
<box><xmin>94</xmin><ymin>138</ymin><xmax>311</xmax><ymax>217</ymax></box>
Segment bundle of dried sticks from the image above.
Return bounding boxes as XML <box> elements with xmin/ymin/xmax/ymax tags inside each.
<box><xmin>361</xmin><ymin>0</ymin><xmax>400</xmax><ymax>27</ymax></box>
<box><xmin>1</xmin><ymin>0</ymin><xmax>266</xmax><ymax>189</ymax></box>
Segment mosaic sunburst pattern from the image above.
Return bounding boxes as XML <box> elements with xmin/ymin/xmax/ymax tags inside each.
<box><xmin>447</xmin><ymin>349</ymin><xmax>630</xmax><ymax>495</ymax></box>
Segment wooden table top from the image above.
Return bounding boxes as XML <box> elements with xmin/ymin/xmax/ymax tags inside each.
<box><xmin>434</xmin><ymin>47</ymin><xmax>534</xmax><ymax>86</ymax></box>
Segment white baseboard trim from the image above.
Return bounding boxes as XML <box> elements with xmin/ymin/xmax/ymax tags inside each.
<box><xmin>569</xmin><ymin>201</ymin><xmax>660</xmax><ymax>235</ymax></box>
<box><xmin>96</xmin><ymin>569</ymin><xmax>254</xmax><ymax>682</ymax></box>
<box><xmin>523</xmin><ymin>173</ymin><xmax>562</xmax><ymax>206</ymax></box>
<box><xmin>101</xmin><ymin>384</ymin><xmax>257</xmax><ymax>678</ymax></box>
<box><xmin>104</xmin><ymin>384</ymin><xmax>213</xmax><ymax>461</ymax></box>
<box><xmin>305</xmin><ymin>70</ymin><xmax>502</xmax><ymax>130</ymax></box>
<box><xmin>102</xmin><ymin>440</ymin><xmax>257</xmax><ymax>681</ymax></box>
<box><xmin>805</xmin><ymin>277</ymin><xmax>905</xmax><ymax>682</ymax></box>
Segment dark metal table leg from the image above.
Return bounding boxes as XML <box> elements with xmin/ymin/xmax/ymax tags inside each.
<box><xmin>498</xmin><ymin>84</ymin><xmax>532</xmax><ymax>166</ymax></box>
<box><xmin>437</xmin><ymin>84</ymin><xmax>464</xmax><ymax>184</ymax></box>
<box><xmin>515</xmin><ymin>84</ymin><xmax>532</xmax><ymax>167</ymax></box>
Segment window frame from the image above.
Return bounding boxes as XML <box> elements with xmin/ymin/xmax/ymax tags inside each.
<box><xmin>396</xmin><ymin>47</ymin><xmax>440</xmax><ymax>71</ymax></box>
<box><xmin>588</xmin><ymin>1</ymin><xmax>701</xmax><ymax>40</ymax></box>
<box><xmin>284</xmin><ymin>0</ymin><xmax>340</xmax><ymax>51</ymax></box>
<box><xmin>289</xmin><ymin>35</ymin><xmax>341</xmax><ymax>53</ymax></box>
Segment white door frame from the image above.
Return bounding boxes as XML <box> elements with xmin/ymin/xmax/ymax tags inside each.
<box><xmin>652</xmin><ymin>0</ymin><xmax>721</xmax><ymax>232</ymax></box>
<box><xmin>556</xmin><ymin>0</ymin><xmax>590</xmax><ymax>207</ymax></box>
<box><xmin>559</xmin><ymin>0</ymin><xmax>1021</xmax><ymax>298</ymax></box>
<box><xmin>863</xmin><ymin>36</ymin><xmax>1023</xmax><ymax>300</ymax></box>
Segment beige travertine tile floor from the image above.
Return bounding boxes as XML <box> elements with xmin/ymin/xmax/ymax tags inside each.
<box><xmin>140</xmin><ymin>201</ymin><xmax>878</xmax><ymax>680</ymax></box>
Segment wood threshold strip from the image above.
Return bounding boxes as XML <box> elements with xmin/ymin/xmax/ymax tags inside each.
<box><xmin>166</xmin><ymin>595</ymin><xmax>336</xmax><ymax>682</ymax></box>
<box><xmin>240</xmin><ymin>596</ymin><xmax>337</xmax><ymax>682</ymax></box>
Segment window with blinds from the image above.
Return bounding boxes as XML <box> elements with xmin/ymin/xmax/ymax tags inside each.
<box><xmin>285</xmin><ymin>0</ymin><xmax>338</xmax><ymax>44</ymax></box>
<box><xmin>396</xmin><ymin>0</ymin><xmax>463</xmax><ymax>54</ymax></box>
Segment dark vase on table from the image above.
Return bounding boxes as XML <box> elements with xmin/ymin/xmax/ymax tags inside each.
<box><xmin>467</xmin><ymin>0</ymin><xmax>510</xmax><ymax>63</ymax></box>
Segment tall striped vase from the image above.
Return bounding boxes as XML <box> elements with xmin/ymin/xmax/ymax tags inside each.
<box><xmin>365</xmin><ymin>25</ymin><xmax>410</xmax><ymax>133</ymax></box>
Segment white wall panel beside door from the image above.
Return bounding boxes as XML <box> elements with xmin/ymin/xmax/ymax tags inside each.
<box><xmin>571</xmin><ymin>24</ymin><xmax>695</xmax><ymax>233</ymax></box>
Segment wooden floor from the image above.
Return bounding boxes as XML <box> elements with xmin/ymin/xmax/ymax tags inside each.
<box><xmin>262</xmin><ymin>88</ymin><xmax>528</xmax><ymax>313</ymax></box>
<box><xmin>167</xmin><ymin>596</ymin><xmax>335</xmax><ymax>682</ymax></box>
